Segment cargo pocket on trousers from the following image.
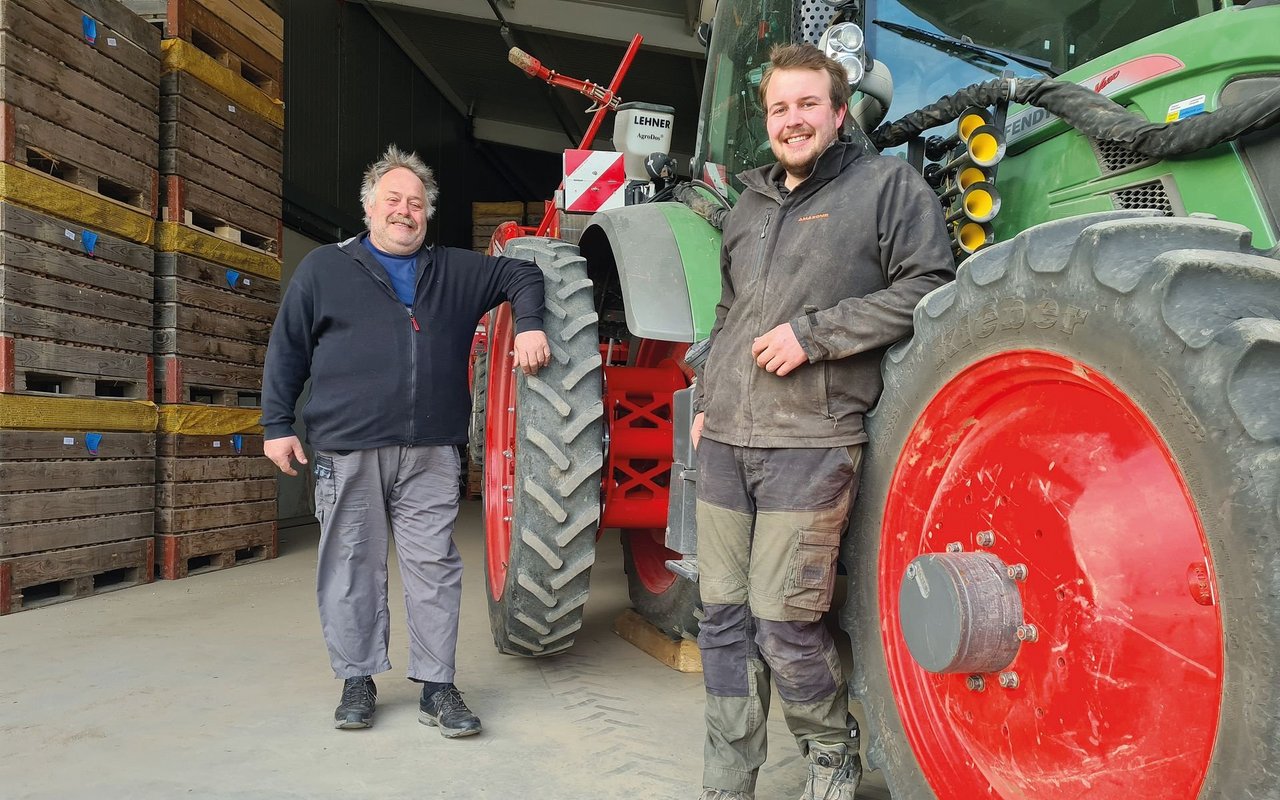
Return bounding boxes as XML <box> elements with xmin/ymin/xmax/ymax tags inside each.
<box><xmin>313</xmin><ymin>453</ymin><xmax>337</xmax><ymax>524</ymax></box>
<box><xmin>784</xmin><ymin>527</ymin><xmax>841</xmax><ymax>614</ymax></box>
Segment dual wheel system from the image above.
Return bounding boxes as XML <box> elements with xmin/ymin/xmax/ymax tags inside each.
<box><xmin>477</xmin><ymin>213</ymin><xmax>1280</xmax><ymax>799</ymax></box>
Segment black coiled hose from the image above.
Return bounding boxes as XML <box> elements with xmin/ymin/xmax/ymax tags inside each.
<box><xmin>871</xmin><ymin>76</ymin><xmax>1280</xmax><ymax>158</ymax></box>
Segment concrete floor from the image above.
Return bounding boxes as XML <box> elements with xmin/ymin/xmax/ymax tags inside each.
<box><xmin>0</xmin><ymin>501</ymin><xmax>889</xmax><ymax>800</ymax></box>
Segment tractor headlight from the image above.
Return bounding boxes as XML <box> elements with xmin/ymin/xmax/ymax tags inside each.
<box><xmin>828</xmin><ymin>22</ymin><xmax>864</xmax><ymax>55</ymax></box>
<box><xmin>822</xmin><ymin>22</ymin><xmax>866</xmax><ymax>87</ymax></box>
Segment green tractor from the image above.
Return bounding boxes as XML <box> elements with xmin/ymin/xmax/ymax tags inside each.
<box><xmin>476</xmin><ymin>1</ymin><xmax>1280</xmax><ymax>796</ymax></box>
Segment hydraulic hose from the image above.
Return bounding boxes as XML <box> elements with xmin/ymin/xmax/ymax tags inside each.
<box><xmin>870</xmin><ymin>76</ymin><xmax>1280</xmax><ymax>158</ymax></box>
<box><xmin>671</xmin><ymin>181</ymin><xmax>731</xmax><ymax>230</ymax></box>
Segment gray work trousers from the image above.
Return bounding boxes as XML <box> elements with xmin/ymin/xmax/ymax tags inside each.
<box><xmin>312</xmin><ymin>445</ymin><xmax>462</xmax><ymax>682</ymax></box>
<box><xmin>696</xmin><ymin>439</ymin><xmax>862</xmax><ymax>795</ymax></box>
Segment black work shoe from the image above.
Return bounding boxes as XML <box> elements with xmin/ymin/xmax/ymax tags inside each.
<box><xmin>418</xmin><ymin>684</ymin><xmax>482</xmax><ymax>738</ymax></box>
<box><xmin>334</xmin><ymin>676</ymin><xmax>376</xmax><ymax>729</ymax></box>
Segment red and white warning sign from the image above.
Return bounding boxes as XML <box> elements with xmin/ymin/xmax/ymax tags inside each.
<box><xmin>562</xmin><ymin>149</ymin><xmax>626</xmax><ymax>213</ymax></box>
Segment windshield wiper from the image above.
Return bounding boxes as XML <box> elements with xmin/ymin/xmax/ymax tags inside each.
<box><xmin>873</xmin><ymin>19</ymin><xmax>1060</xmax><ymax>77</ymax></box>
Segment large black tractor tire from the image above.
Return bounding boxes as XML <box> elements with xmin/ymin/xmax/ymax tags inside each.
<box><xmin>843</xmin><ymin>212</ymin><xmax>1280</xmax><ymax>798</ymax></box>
<box><xmin>621</xmin><ymin>532</ymin><xmax>702</xmax><ymax>641</ymax></box>
<box><xmin>485</xmin><ymin>238</ymin><xmax>604</xmax><ymax>657</ymax></box>
<box><xmin>466</xmin><ymin>343</ymin><xmax>487</xmax><ymax>496</ymax></box>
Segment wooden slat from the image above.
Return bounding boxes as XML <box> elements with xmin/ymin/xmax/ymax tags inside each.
<box><xmin>155</xmin><ymin>355</ymin><xmax>263</xmax><ymax>405</ymax></box>
<box><xmin>155</xmin><ymin>498</ymin><xmax>275</xmax><ymax>533</ymax></box>
<box><xmin>161</xmin><ymin>127</ymin><xmax>280</xmax><ymax>196</ymax></box>
<box><xmin>157</xmin><ymin>455</ymin><xmax>273</xmax><ymax>482</ymax></box>
<box><xmin>155</xmin><ymin>272</ymin><xmax>277</xmax><ymax>321</ymax></box>
<box><xmin>0</xmin><ymin>0</ymin><xmax>159</xmax><ymax>103</ymax></box>
<box><xmin>1</xmin><ymin>234</ymin><xmax>151</xmax><ymax>297</ymax></box>
<box><xmin>0</xmin><ymin>458</ymin><xmax>153</xmax><ymax>490</ymax></box>
<box><xmin>0</xmin><ymin>31</ymin><xmax>156</xmax><ymax>139</ymax></box>
<box><xmin>0</xmin><ymin>484</ymin><xmax>154</xmax><ymax>525</ymax></box>
<box><xmin>160</xmin><ymin>40</ymin><xmax>282</xmax><ymax>129</ymax></box>
<box><xmin>161</xmin><ymin>70</ymin><xmax>280</xmax><ymax>158</ymax></box>
<box><xmin>0</xmin><ymin>429</ymin><xmax>153</xmax><ymax>459</ymax></box>
<box><xmin>157</xmin><ymin>432</ymin><xmax>262</xmax><ymax>457</ymax></box>
<box><xmin>156</xmin><ymin>303</ymin><xmax>272</xmax><ymax>344</ymax></box>
<box><xmin>0</xmin><ymin>269</ymin><xmax>151</xmax><ymax>325</ymax></box>
<box><xmin>0</xmin><ymin>163</ymin><xmax>154</xmax><ymax>246</ymax></box>
<box><xmin>10</xmin><ymin>338</ymin><xmax>150</xmax><ymax>396</ymax></box>
<box><xmin>163</xmin><ymin>147</ymin><xmax>279</xmax><ymax>207</ymax></box>
<box><xmin>152</xmin><ymin>326</ymin><xmax>266</xmax><ymax>364</ymax></box>
<box><xmin>0</xmin><ymin>535</ymin><xmax>153</xmax><ymax>612</ymax></box>
<box><xmin>0</xmin><ymin>201</ymin><xmax>152</xmax><ymax>272</ymax></box>
<box><xmin>0</xmin><ymin>511</ymin><xmax>153</xmax><ymax>556</ymax></box>
<box><xmin>8</xmin><ymin>104</ymin><xmax>156</xmax><ymax>211</ymax></box>
<box><xmin>153</xmin><ymin>222</ymin><xmax>280</xmax><ymax>278</ymax></box>
<box><xmin>1</xmin><ymin>70</ymin><xmax>156</xmax><ymax>167</ymax></box>
<box><xmin>0</xmin><ymin>303</ymin><xmax>152</xmax><ymax>351</ymax></box>
<box><xmin>156</xmin><ymin>477</ymin><xmax>274</xmax><ymax>508</ymax></box>
<box><xmin>155</xmin><ymin>251</ymin><xmax>279</xmax><ymax>304</ymax></box>
<box><xmin>190</xmin><ymin>0</ymin><xmax>280</xmax><ymax>62</ymax></box>
<box><xmin>163</xmin><ymin>175</ymin><xmax>279</xmax><ymax>253</ymax></box>
<box><xmin>176</xmin><ymin>0</ymin><xmax>281</xmax><ymax>90</ymax></box>
<box><xmin>68</xmin><ymin>0</ymin><xmax>164</xmax><ymax>54</ymax></box>
<box><xmin>155</xmin><ymin>519</ymin><xmax>276</xmax><ymax>580</ymax></box>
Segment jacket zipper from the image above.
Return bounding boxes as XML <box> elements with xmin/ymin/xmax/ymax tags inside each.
<box><xmin>349</xmin><ymin>244</ymin><xmax>423</xmax><ymax>444</ymax></box>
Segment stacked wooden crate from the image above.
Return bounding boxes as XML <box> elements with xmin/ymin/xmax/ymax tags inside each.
<box><xmin>0</xmin><ymin>398</ymin><xmax>158</xmax><ymax>613</ymax></box>
<box><xmin>472</xmin><ymin>201</ymin><xmax>528</xmax><ymax>253</ymax></box>
<box><xmin>123</xmin><ymin>0</ymin><xmax>284</xmax><ymax>578</ymax></box>
<box><xmin>0</xmin><ymin>0</ymin><xmax>162</xmax><ymax>613</ymax></box>
<box><xmin>120</xmin><ymin>0</ymin><xmax>284</xmax><ymax>576</ymax></box>
<box><xmin>122</xmin><ymin>0</ymin><xmax>284</xmax><ymax>407</ymax></box>
<box><xmin>154</xmin><ymin>405</ymin><xmax>275</xmax><ymax>579</ymax></box>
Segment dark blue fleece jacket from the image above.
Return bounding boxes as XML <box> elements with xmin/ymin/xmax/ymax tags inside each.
<box><xmin>260</xmin><ymin>234</ymin><xmax>544</xmax><ymax>451</ymax></box>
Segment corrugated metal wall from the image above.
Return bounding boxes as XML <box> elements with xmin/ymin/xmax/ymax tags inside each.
<box><xmin>283</xmin><ymin>1</ymin><xmax>561</xmax><ymax>246</ymax></box>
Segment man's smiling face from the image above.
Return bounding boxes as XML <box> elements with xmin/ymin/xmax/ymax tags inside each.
<box><xmin>365</xmin><ymin>167</ymin><xmax>428</xmax><ymax>255</ymax></box>
<box><xmin>764</xmin><ymin>67</ymin><xmax>846</xmax><ymax>187</ymax></box>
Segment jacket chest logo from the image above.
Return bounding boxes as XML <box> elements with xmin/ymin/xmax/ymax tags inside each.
<box><xmin>797</xmin><ymin>213</ymin><xmax>829</xmax><ymax>222</ymax></box>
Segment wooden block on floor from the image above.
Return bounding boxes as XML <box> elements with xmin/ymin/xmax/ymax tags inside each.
<box><xmin>0</xmin><ymin>427</ymin><xmax>156</xmax><ymax>556</ymax></box>
<box><xmin>154</xmin><ymin>353</ymin><xmax>262</xmax><ymax>406</ymax></box>
<box><xmin>0</xmin><ymin>536</ymin><xmax>154</xmax><ymax>614</ymax></box>
<box><xmin>613</xmin><ymin>608</ymin><xmax>703</xmax><ymax>673</ymax></box>
<box><xmin>154</xmin><ymin>519</ymin><xmax>276</xmax><ymax>579</ymax></box>
<box><xmin>0</xmin><ymin>0</ymin><xmax>161</xmax><ymax>215</ymax></box>
<box><xmin>0</xmin><ymin>201</ymin><xmax>154</xmax><ymax>399</ymax></box>
<box><xmin>129</xmin><ymin>0</ymin><xmax>283</xmax><ymax>99</ymax></box>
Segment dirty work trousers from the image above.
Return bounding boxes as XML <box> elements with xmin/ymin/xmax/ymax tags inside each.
<box><xmin>312</xmin><ymin>445</ymin><xmax>462</xmax><ymax>683</ymax></box>
<box><xmin>696</xmin><ymin>438</ymin><xmax>862</xmax><ymax>795</ymax></box>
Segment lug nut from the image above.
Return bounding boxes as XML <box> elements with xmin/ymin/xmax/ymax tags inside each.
<box><xmin>998</xmin><ymin>671</ymin><xmax>1020</xmax><ymax>689</ymax></box>
<box><xmin>1016</xmin><ymin>624</ymin><xmax>1039</xmax><ymax>642</ymax></box>
<box><xmin>966</xmin><ymin>674</ymin><xmax>986</xmax><ymax>692</ymax></box>
<box><xmin>905</xmin><ymin>563</ymin><xmax>919</xmax><ymax>579</ymax></box>
<box><xmin>1007</xmin><ymin>563</ymin><xmax>1029</xmax><ymax>581</ymax></box>
<box><xmin>946</xmin><ymin>542</ymin><xmax>963</xmax><ymax>553</ymax></box>
<box><xmin>976</xmin><ymin>531</ymin><xmax>995</xmax><ymax>547</ymax></box>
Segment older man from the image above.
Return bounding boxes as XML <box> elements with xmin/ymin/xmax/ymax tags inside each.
<box><xmin>262</xmin><ymin>144</ymin><xmax>549</xmax><ymax>737</ymax></box>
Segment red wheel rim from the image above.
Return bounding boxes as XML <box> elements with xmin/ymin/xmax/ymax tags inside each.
<box><xmin>483</xmin><ymin>304</ymin><xmax>516</xmax><ymax>600</ymax></box>
<box><xmin>613</xmin><ymin>340</ymin><xmax>690</xmax><ymax>595</ymax></box>
<box><xmin>882</xmin><ymin>350</ymin><xmax>1222</xmax><ymax>798</ymax></box>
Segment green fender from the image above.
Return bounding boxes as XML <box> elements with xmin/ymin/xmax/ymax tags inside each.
<box><xmin>578</xmin><ymin>202</ymin><xmax>723</xmax><ymax>342</ymax></box>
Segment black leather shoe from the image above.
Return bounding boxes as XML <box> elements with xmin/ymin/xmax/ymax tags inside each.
<box><xmin>418</xmin><ymin>684</ymin><xmax>482</xmax><ymax>738</ymax></box>
<box><xmin>334</xmin><ymin>676</ymin><xmax>376</xmax><ymax>729</ymax></box>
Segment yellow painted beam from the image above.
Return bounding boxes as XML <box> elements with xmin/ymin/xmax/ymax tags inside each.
<box><xmin>0</xmin><ymin>395</ymin><xmax>158</xmax><ymax>432</ymax></box>
<box><xmin>156</xmin><ymin>404</ymin><xmax>263</xmax><ymax>435</ymax></box>
<box><xmin>0</xmin><ymin>164</ymin><xmax>153</xmax><ymax>245</ymax></box>
<box><xmin>162</xmin><ymin>40</ymin><xmax>285</xmax><ymax>128</ymax></box>
<box><xmin>155</xmin><ymin>222</ymin><xmax>281</xmax><ymax>280</ymax></box>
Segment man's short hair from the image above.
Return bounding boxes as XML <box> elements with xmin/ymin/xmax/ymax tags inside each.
<box><xmin>759</xmin><ymin>43</ymin><xmax>852</xmax><ymax>112</ymax></box>
<box><xmin>359</xmin><ymin>144</ymin><xmax>439</xmax><ymax>226</ymax></box>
